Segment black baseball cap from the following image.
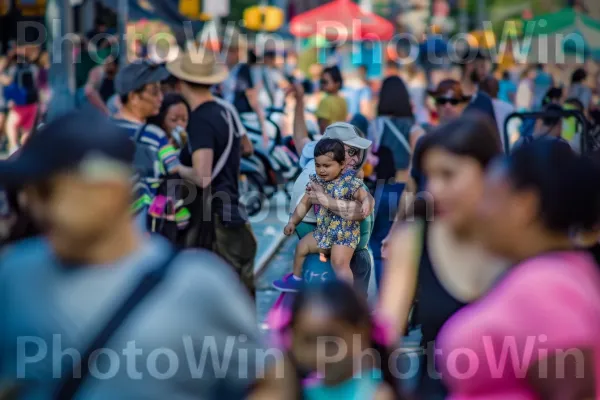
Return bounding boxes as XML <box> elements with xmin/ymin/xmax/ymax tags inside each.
<box><xmin>0</xmin><ymin>110</ymin><xmax>135</xmax><ymax>187</ymax></box>
<box><xmin>115</xmin><ymin>60</ymin><xmax>170</xmax><ymax>95</ymax></box>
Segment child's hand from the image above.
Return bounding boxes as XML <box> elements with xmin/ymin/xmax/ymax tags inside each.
<box><xmin>284</xmin><ymin>223</ymin><xmax>296</xmax><ymax>236</ymax></box>
<box><xmin>361</xmin><ymin>201</ymin><xmax>371</xmax><ymax>217</ymax></box>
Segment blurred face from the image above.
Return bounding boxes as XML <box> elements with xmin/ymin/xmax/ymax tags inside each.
<box><xmin>476</xmin><ymin>162</ymin><xmax>537</xmax><ymax>259</ymax></box>
<box><xmin>315</xmin><ymin>153</ymin><xmax>344</xmax><ymax>181</ymax></box>
<box><xmin>344</xmin><ymin>145</ymin><xmax>361</xmax><ymax>170</ymax></box>
<box><xmin>286</xmin><ymin>54</ymin><xmax>297</xmax><ymax>67</ymax></box>
<box><xmin>104</xmin><ymin>58</ymin><xmax>118</xmax><ymax>76</ymax></box>
<box><xmin>469</xmin><ymin>59</ymin><xmax>487</xmax><ymax>83</ymax></box>
<box><xmin>358</xmin><ymin>66</ymin><xmax>368</xmax><ymax>80</ymax></box>
<box><xmin>131</xmin><ymin>82</ymin><xmax>163</xmax><ymax>118</ymax></box>
<box><xmin>24</xmin><ymin>173</ymin><xmax>131</xmax><ymax>261</ymax></box>
<box><xmin>227</xmin><ymin>47</ymin><xmax>240</xmax><ymax>66</ymax></box>
<box><xmin>320</xmin><ymin>72</ymin><xmax>339</xmax><ymax>94</ymax></box>
<box><xmin>385</xmin><ymin>65</ymin><xmax>398</xmax><ymax>78</ymax></box>
<box><xmin>163</xmin><ymin>103</ymin><xmax>189</xmax><ymax>134</ymax></box>
<box><xmin>435</xmin><ymin>93</ymin><xmax>468</xmax><ymax>123</ymax></box>
<box><xmin>422</xmin><ymin>148</ymin><xmax>486</xmax><ymax>230</ymax></box>
<box><xmin>291</xmin><ymin>306</ymin><xmax>370</xmax><ymax>384</ymax></box>
<box><xmin>309</xmin><ymin>64</ymin><xmax>323</xmax><ymax>80</ymax></box>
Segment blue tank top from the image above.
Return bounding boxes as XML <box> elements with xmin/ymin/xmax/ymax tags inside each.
<box><xmin>303</xmin><ymin>369</ymin><xmax>383</xmax><ymax>400</ymax></box>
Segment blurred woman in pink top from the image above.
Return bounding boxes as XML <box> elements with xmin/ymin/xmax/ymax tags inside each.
<box><xmin>438</xmin><ymin>140</ymin><xmax>600</xmax><ymax>400</ymax></box>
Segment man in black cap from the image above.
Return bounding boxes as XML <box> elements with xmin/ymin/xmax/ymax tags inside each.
<box><xmin>0</xmin><ymin>111</ymin><xmax>265</xmax><ymax>399</ymax></box>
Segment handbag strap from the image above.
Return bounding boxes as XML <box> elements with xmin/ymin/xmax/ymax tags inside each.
<box><xmin>53</xmin><ymin>250</ymin><xmax>179</xmax><ymax>400</ymax></box>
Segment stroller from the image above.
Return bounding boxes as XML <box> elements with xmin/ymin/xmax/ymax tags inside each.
<box><xmin>503</xmin><ymin>108</ymin><xmax>591</xmax><ymax>154</ymax></box>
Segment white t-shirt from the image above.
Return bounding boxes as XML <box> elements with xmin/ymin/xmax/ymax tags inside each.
<box><xmin>290</xmin><ymin>141</ymin><xmax>319</xmax><ymax>223</ymax></box>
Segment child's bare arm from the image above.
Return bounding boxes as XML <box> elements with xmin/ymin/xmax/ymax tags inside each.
<box><xmin>354</xmin><ymin>187</ymin><xmax>375</xmax><ymax>218</ymax></box>
<box><xmin>284</xmin><ymin>194</ymin><xmax>313</xmax><ymax>235</ymax></box>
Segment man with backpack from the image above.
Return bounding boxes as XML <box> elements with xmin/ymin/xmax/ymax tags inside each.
<box><xmin>167</xmin><ymin>49</ymin><xmax>258</xmax><ymax>297</ymax></box>
<box><xmin>0</xmin><ymin>44</ymin><xmax>39</xmax><ymax>153</ymax></box>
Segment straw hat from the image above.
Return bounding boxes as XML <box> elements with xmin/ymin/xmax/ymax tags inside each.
<box><xmin>166</xmin><ymin>49</ymin><xmax>229</xmax><ymax>85</ymax></box>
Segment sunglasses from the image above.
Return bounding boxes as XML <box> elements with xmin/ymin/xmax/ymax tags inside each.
<box><xmin>346</xmin><ymin>147</ymin><xmax>359</xmax><ymax>157</ymax></box>
<box><xmin>435</xmin><ymin>97</ymin><xmax>462</xmax><ymax>106</ymax></box>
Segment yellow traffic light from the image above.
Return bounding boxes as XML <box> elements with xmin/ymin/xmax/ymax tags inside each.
<box><xmin>243</xmin><ymin>6</ymin><xmax>284</xmax><ymax>32</ymax></box>
<box><xmin>179</xmin><ymin>0</ymin><xmax>211</xmax><ymax>20</ymax></box>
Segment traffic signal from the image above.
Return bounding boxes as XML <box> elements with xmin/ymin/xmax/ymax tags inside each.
<box><xmin>179</xmin><ymin>0</ymin><xmax>210</xmax><ymax>20</ymax></box>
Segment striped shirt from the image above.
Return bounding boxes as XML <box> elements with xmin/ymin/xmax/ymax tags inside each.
<box><xmin>113</xmin><ymin>118</ymin><xmax>179</xmax><ymax>212</ymax></box>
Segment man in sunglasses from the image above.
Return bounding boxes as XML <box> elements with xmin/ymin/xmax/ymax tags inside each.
<box><xmin>275</xmin><ymin>83</ymin><xmax>375</xmax><ymax>293</ymax></box>
<box><xmin>427</xmin><ymin>79</ymin><xmax>471</xmax><ymax>124</ymax></box>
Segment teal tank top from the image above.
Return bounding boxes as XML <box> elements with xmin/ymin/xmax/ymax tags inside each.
<box><xmin>303</xmin><ymin>369</ymin><xmax>383</xmax><ymax>400</ymax></box>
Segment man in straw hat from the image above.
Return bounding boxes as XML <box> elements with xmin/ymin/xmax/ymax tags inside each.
<box><xmin>167</xmin><ymin>48</ymin><xmax>258</xmax><ymax>297</ymax></box>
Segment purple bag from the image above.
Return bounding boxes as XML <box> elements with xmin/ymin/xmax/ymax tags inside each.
<box><xmin>265</xmin><ymin>277</ymin><xmax>297</xmax><ymax>348</ymax></box>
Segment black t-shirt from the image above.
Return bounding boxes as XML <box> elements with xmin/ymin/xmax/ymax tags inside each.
<box><xmin>232</xmin><ymin>64</ymin><xmax>254</xmax><ymax>114</ymax></box>
<box><xmin>180</xmin><ymin>101</ymin><xmax>245</xmax><ymax>226</ymax></box>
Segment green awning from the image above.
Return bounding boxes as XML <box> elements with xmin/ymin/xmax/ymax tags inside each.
<box><xmin>525</xmin><ymin>8</ymin><xmax>600</xmax><ymax>59</ymax></box>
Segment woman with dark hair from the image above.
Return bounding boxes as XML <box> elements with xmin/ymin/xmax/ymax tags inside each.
<box><xmin>567</xmin><ymin>67</ymin><xmax>592</xmax><ymax>111</ymax></box>
<box><xmin>316</xmin><ymin>65</ymin><xmax>347</xmax><ymax>133</ymax></box>
<box><xmin>438</xmin><ymin>140</ymin><xmax>600</xmax><ymax>399</ymax></box>
<box><xmin>146</xmin><ymin>93</ymin><xmax>191</xmax><ymax>243</ymax></box>
<box><xmin>369</xmin><ymin>76</ymin><xmax>425</xmax><ymax>184</ymax></box>
<box><xmin>147</xmin><ymin>93</ymin><xmax>190</xmax><ymax>149</ymax></box>
<box><xmin>378</xmin><ymin>115</ymin><xmax>507</xmax><ymax>399</ymax></box>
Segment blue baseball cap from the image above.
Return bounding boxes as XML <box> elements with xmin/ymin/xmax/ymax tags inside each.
<box><xmin>114</xmin><ymin>60</ymin><xmax>170</xmax><ymax>95</ymax></box>
<box><xmin>0</xmin><ymin>110</ymin><xmax>135</xmax><ymax>187</ymax></box>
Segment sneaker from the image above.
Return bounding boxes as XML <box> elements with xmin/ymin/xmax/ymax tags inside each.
<box><xmin>273</xmin><ymin>273</ymin><xmax>303</xmax><ymax>292</ymax></box>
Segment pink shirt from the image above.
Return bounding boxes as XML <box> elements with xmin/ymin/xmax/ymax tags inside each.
<box><xmin>437</xmin><ymin>251</ymin><xmax>600</xmax><ymax>399</ymax></box>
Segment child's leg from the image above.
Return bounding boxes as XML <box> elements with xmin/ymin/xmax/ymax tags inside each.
<box><xmin>5</xmin><ymin>110</ymin><xmax>20</xmax><ymax>153</ymax></box>
<box><xmin>330</xmin><ymin>245</ymin><xmax>355</xmax><ymax>284</ymax></box>
<box><xmin>292</xmin><ymin>234</ymin><xmax>320</xmax><ymax>278</ymax></box>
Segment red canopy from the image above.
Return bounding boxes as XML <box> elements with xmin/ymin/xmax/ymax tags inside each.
<box><xmin>290</xmin><ymin>0</ymin><xmax>395</xmax><ymax>41</ymax></box>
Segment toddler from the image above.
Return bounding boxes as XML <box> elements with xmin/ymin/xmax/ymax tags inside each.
<box><xmin>273</xmin><ymin>138</ymin><xmax>373</xmax><ymax>292</ymax></box>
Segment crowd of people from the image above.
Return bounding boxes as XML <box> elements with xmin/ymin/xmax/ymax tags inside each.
<box><xmin>1</xmin><ymin>21</ymin><xmax>600</xmax><ymax>400</ymax></box>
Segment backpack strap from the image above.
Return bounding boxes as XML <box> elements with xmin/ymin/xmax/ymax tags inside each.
<box><xmin>212</xmin><ymin>109</ymin><xmax>234</xmax><ymax>180</ymax></box>
<box><xmin>382</xmin><ymin>117</ymin><xmax>411</xmax><ymax>154</ymax></box>
<box><xmin>53</xmin><ymin>250</ymin><xmax>180</xmax><ymax>400</ymax></box>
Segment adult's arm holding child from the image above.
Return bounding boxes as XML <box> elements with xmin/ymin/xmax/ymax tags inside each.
<box><xmin>354</xmin><ymin>187</ymin><xmax>375</xmax><ymax>218</ymax></box>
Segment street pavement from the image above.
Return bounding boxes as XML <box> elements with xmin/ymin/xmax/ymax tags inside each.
<box><xmin>247</xmin><ymin>191</ymin><xmax>294</xmax><ymax>327</ymax></box>
<box><xmin>249</xmin><ymin>191</ymin><xmax>292</xmax><ymax>275</ymax></box>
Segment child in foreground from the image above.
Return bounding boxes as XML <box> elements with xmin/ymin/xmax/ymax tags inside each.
<box><xmin>289</xmin><ymin>281</ymin><xmax>401</xmax><ymax>399</ymax></box>
<box><xmin>273</xmin><ymin>138</ymin><xmax>373</xmax><ymax>292</ymax></box>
